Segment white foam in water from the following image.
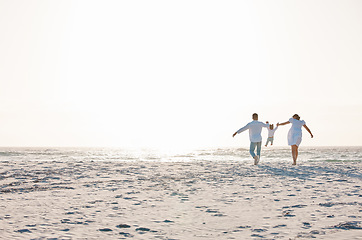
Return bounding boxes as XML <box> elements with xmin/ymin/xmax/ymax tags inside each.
<box><xmin>0</xmin><ymin>147</ymin><xmax>361</xmax><ymax>239</ymax></box>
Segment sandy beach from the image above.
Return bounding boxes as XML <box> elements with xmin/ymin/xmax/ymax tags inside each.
<box><xmin>0</xmin><ymin>152</ymin><xmax>361</xmax><ymax>239</ymax></box>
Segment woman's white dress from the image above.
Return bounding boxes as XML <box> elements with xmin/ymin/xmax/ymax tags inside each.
<box><xmin>288</xmin><ymin>118</ymin><xmax>305</xmax><ymax>146</ymax></box>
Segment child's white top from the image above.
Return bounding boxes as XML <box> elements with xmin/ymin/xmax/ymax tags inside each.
<box><xmin>267</xmin><ymin>126</ymin><xmax>278</xmax><ymax>137</ymax></box>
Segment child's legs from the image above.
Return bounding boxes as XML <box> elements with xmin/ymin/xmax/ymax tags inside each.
<box><xmin>265</xmin><ymin>137</ymin><xmax>273</xmax><ymax>146</ymax></box>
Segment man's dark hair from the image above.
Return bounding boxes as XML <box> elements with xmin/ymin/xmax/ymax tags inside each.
<box><xmin>252</xmin><ymin>113</ymin><xmax>258</xmax><ymax>120</ymax></box>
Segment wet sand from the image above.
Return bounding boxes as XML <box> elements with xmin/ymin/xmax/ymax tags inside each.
<box><xmin>0</xmin><ymin>160</ymin><xmax>361</xmax><ymax>239</ymax></box>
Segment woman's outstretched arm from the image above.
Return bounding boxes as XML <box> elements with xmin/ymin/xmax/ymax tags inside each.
<box><xmin>303</xmin><ymin>124</ymin><xmax>314</xmax><ymax>138</ymax></box>
<box><xmin>277</xmin><ymin>121</ymin><xmax>290</xmax><ymax>126</ymax></box>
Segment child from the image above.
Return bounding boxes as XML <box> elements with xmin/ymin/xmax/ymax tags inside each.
<box><xmin>265</xmin><ymin>122</ymin><xmax>278</xmax><ymax>147</ymax></box>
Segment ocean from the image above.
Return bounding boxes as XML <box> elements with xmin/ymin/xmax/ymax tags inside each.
<box><xmin>1</xmin><ymin>146</ymin><xmax>362</xmax><ymax>163</ymax></box>
<box><xmin>0</xmin><ymin>147</ymin><xmax>361</xmax><ymax>239</ymax></box>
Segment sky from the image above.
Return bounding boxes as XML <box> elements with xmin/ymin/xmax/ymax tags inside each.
<box><xmin>0</xmin><ymin>0</ymin><xmax>361</xmax><ymax>150</ymax></box>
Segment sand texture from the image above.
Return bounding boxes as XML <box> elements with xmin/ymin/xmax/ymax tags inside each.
<box><xmin>0</xmin><ymin>160</ymin><xmax>361</xmax><ymax>239</ymax></box>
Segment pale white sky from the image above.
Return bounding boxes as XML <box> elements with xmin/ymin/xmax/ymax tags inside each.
<box><xmin>0</xmin><ymin>0</ymin><xmax>361</xmax><ymax>149</ymax></box>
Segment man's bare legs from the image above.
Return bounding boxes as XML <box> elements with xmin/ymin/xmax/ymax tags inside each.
<box><xmin>291</xmin><ymin>145</ymin><xmax>298</xmax><ymax>165</ymax></box>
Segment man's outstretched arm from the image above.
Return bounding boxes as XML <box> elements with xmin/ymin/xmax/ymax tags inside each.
<box><xmin>232</xmin><ymin>124</ymin><xmax>249</xmax><ymax>137</ymax></box>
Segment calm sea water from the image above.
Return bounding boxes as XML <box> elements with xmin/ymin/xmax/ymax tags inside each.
<box><xmin>0</xmin><ymin>147</ymin><xmax>361</xmax><ymax>163</ymax></box>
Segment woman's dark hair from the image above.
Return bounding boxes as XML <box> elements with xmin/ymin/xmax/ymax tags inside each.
<box><xmin>293</xmin><ymin>114</ymin><xmax>300</xmax><ymax>120</ymax></box>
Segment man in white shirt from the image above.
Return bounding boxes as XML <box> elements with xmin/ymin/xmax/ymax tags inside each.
<box><xmin>232</xmin><ymin>113</ymin><xmax>269</xmax><ymax>165</ymax></box>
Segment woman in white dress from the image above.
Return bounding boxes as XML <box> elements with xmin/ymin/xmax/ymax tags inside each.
<box><xmin>277</xmin><ymin>114</ymin><xmax>313</xmax><ymax>165</ymax></box>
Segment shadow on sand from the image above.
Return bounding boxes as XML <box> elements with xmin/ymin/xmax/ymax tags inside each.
<box><xmin>257</xmin><ymin>164</ymin><xmax>362</xmax><ymax>181</ymax></box>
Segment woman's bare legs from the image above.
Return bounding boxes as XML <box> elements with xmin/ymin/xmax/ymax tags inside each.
<box><xmin>291</xmin><ymin>145</ymin><xmax>298</xmax><ymax>165</ymax></box>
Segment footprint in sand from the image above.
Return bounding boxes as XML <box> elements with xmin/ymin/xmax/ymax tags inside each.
<box><xmin>237</xmin><ymin>225</ymin><xmax>251</xmax><ymax>229</ymax></box>
<box><xmin>136</xmin><ymin>227</ymin><xmax>150</xmax><ymax>231</ymax></box>
<box><xmin>205</xmin><ymin>209</ymin><xmax>218</xmax><ymax>213</ymax></box>
<box><xmin>136</xmin><ymin>227</ymin><xmax>157</xmax><ymax>234</ymax></box>
<box><xmin>252</xmin><ymin>228</ymin><xmax>267</xmax><ymax>233</ymax></box>
<box><xmin>273</xmin><ymin>224</ymin><xmax>287</xmax><ymax>228</ymax></box>
<box><xmin>282</xmin><ymin>211</ymin><xmax>296</xmax><ymax>217</ymax></box>
<box><xmin>251</xmin><ymin>234</ymin><xmax>264</xmax><ymax>238</ymax></box>
<box><xmin>16</xmin><ymin>229</ymin><xmax>31</xmax><ymax>233</ymax></box>
<box><xmin>163</xmin><ymin>220</ymin><xmax>174</xmax><ymax>223</ymax></box>
<box><xmin>332</xmin><ymin>221</ymin><xmax>362</xmax><ymax>230</ymax></box>
<box><xmin>119</xmin><ymin>232</ymin><xmax>133</xmax><ymax>237</ymax></box>
<box><xmin>99</xmin><ymin>228</ymin><xmax>113</xmax><ymax>232</ymax></box>
<box><xmin>302</xmin><ymin>222</ymin><xmax>312</xmax><ymax>229</ymax></box>
<box><xmin>116</xmin><ymin>224</ymin><xmax>131</xmax><ymax>228</ymax></box>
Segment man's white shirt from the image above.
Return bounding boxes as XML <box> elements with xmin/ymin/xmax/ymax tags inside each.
<box><xmin>236</xmin><ymin>120</ymin><xmax>269</xmax><ymax>142</ymax></box>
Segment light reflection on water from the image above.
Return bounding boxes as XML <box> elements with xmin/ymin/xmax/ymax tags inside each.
<box><xmin>0</xmin><ymin>147</ymin><xmax>361</xmax><ymax>162</ymax></box>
